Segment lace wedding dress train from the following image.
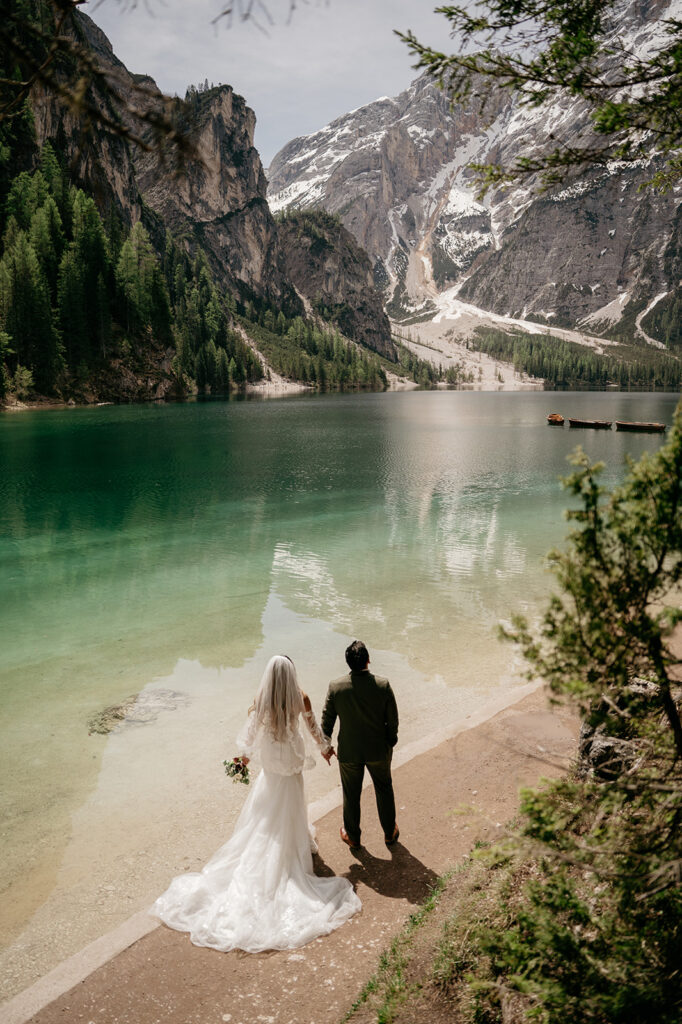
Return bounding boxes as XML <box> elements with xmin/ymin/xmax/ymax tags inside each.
<box><xmin>151</xmin><ymin>703</ymin><xmax>361</xmax><ymax>952</ymax></box>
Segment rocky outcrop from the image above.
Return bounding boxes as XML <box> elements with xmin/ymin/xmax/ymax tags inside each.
<box><xmin>578</xmin><ymin>723</ymin><xmax>640</xmax><ymax>780</ymax></box>
<box><xmin>267</xmin><ymin>0</ymin><xmax>682</xmax><ymax>341</ymax></box>
<box><xmin>29</xmin><ymin>16</ymin><xmax>141</xmax><ymax>228</ymax></box>
<box><xmin>276</xmin><ymin>212</ymin><xmax>396</xmax><ymax>359</ymax></box>
<box><xmin>134</xmin><ymin>84</ymin><xmax>300</xmax><ymax>314</ymax></box>
<box><xmin>459</xmin><ymin>163</ymin><xmax>680</xmax><ymax>332</ymax></box>
<box><xmin>27</xmin><ymin>11</ymin><xmax>397</xmax><ymax>344</ymax></box>
<box><xmin>29</xmin><ymin>13</ymin><xmax>301</xmax><ymax>312</ymax></box>
<box><xmin>268</xmin><ymin>77</ymin><xmax>501</xmax><ymax>303</ymax></box>
<box><xmin>577</xmin><ymin>679</ymin><xmax>662</xmax><ymax>779</ymax></box>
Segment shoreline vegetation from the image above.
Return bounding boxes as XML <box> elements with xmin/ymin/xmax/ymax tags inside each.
<box><xmin>0</xmin><ymin>376</ymin><xmax>410</xmax><ymax>412</ymax></box>
<box><xmin>0</xmin><ymin>143</ymin><xmax>402</xmax><ymax>410</ymax></box>
<box><xmin>349</xmin><ymin>412</ymin><xmax>682</xmax><ymax>1024</ymax></box>
<box><xmin>3</xmin><ymin>376</ymin><xmax>679</xmax><ymax>414</ymax></box>
<box><xmin>2</xmin><ymin>145</ymin><xmax>681</xmax><ymax>412</ymax></box>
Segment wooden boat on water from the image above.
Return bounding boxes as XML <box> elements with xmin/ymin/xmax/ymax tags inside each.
<box><xmin>615</xmin><ymin>421</ymin><xmax>666</xmax><ymax>433</ymax></box>
<box><xmin>568</xmin><ymin>418</ymin><xmax>612</xmax><ymax>430</ymax></box>
<box><xmin>547</xmin><ymin>413</ymin><xmax>565</xmax><ymax>425</ymax></box>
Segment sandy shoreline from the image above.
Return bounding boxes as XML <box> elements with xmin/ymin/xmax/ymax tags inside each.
<box><xmin>0</xmin><ymin>636</ymin><xmax>525</xmax><ymax>1004</ymax></box>
<box><xmin>1</xmin><ymin>681</ymin><xmax>579</xmax><ymax>1024</ymax></box>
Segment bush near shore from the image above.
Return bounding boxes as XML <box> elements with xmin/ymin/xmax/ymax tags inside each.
<box><xmin>348</xmin><ymin>405</ymin><xmax>682</xmax><ymax>1024</ymax></box>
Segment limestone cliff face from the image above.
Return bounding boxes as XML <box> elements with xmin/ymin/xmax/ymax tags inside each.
<box><xmin>134</xmin><ymin>84</ymin><xmax>299</xmax><ymax>313</ymax></box>
<box><xmin>277</xmin><ymin>213</ymin><xmax>396</xmax><ymax>359</ymax></box>
<box><xmin>29</xmin><ymin>15</ymin><xmax>141</xmax><ymax>226</ymax></box>
<box><xmin>28</xmin><ymin>11</ymin><xmax>396</xmax><ymax>340</ymax></box>
<box><xmin>268</xmin><ymin>78</ymin><xmax>502</xmax><ymax>295</ymax></box>
<box><xmin>29</xmin><ymin>13</ymin><xmax>300</xmax><ymax>312</ymax></box>
<box><xmin>460</xmin><ymin>163</ymin><xmax>681</xmax><ymax>331</ymax></box>
<box><xmin>267</xmin><ymin>0</ymin><xmax>682</xmax><ymax>341</ymax></box>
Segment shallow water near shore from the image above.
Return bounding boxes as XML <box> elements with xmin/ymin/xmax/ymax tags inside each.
<box><xmin>0</xmin><ymin>389</ymin><xmax>678</xmax><ymax>999</ymax></box>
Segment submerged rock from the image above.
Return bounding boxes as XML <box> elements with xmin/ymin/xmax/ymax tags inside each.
<box><xmin>88</xmin><ymin>688</ymin><xmax>190</xmax><ymax>735</ymax></box>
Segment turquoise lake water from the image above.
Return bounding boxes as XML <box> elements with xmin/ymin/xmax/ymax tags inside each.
<box><xmin>0</xmin><ymin>388</ymin><xmax>678</xmax><ymax>987</ymax></box>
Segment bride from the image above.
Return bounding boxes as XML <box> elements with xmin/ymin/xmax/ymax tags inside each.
<box><xmin>151</xmin><ymin>655</ymin><xmax>361</xmax><ymax>952</ymax></box>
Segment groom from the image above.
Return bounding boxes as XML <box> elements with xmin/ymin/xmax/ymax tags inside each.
<box><xmin>321</xmin><ymin>640</ymin><xmax>399</xmax><ymax>850</ymax></box>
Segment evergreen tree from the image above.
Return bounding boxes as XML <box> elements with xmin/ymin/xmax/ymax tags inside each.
<box><xmin>231</xmin><ymin>353</ymin><xmax>246</xmax><ymax>385</ymax></box>
<box><xmin>216</xmin><ymin>347</ymin><xmax>231</xmax><ymax>392</ymax></box>
<box><xmin>181</xmin><ymin>285</ymin><xmax>203</xmax><ymax>355</ymax></box>
<box><xmin>70</xmin><ymin>190</ymin><xmax>111</xmax><ymax>360</ymax></box>
<box><xmin>57</xmin><ymin>245</ymin><xmax>88</xmax><ymax>366</ymax></box>
<box><xmin>39</xmin><ymin>142</ymin><xmax>69</xmax><ymax>229</ymax></box>
<box><xmin>194</xmin><ymin>345</ymin><xmax>212</xmax><ymax>391</ymax></box>
<box><xmin>2</xmin><ymin>214</ymin><xmax>22</xmax><ymax>254</ymax></box>
<box><xmin>29</xmin><ymin>196</ymin><xmax>63</xmax><ymax>299</ymax></box>
<box><xmin>5</xmin><ymin>170</ymin><xmax>49</xmax><ymax>230</ymax></box>
<box><xmin>115</xmin><ymin>221</ymin><xmax>171</xmax><ymax>343</ymax></box>
<box><xmin>1</xmin><ymin>230</ymin><xmax>62</xmax><ymax>391</ymax></box>
<box><xmin>0</xmin><ymin>329</ymin><xmax>10</xmax><ymax>398</ymax></box>
<box><xmin>205</xmin><ymin>339</ymin><xmax>218</xmax><ymax>390</ymax></box>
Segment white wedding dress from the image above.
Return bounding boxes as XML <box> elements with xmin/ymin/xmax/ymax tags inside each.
<box><xmin>151</xmin><ymin>706</ymin><xmax>361</xmax><ymax>952</ymax></box>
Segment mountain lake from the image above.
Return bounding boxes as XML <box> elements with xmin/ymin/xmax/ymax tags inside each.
<box><xmin>0</xmin><ymin>387</ymin><xmax>679</xmax><ymax>997</ymax></box>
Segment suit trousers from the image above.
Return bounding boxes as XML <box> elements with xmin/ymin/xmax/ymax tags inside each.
<box><xmin>339</xmin><ymin>756</ymin><xmax>396</xmax><ymax>844</ymax></box>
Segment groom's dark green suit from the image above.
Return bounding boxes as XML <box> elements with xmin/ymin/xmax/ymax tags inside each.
<box><xmin>321</xmin><ymin>669</ymin><xmax>399</xmax><ymax>846</ymax></box>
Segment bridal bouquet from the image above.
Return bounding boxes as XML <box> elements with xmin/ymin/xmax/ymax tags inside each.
<box><xmin>223</xmin><ymin>757</ymin><xmax>250</xmax><ymax>785</ymax></box>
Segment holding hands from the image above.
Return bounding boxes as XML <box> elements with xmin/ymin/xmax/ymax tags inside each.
<box><xmin>301</xmin><ymin>688</ymin><xmax>335</xmax><ymax>764</ymax></box>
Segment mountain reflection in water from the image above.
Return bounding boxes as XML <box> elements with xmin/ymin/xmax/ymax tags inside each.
<box><xmin>0</xmin><ymin>389</ymin><xmax>676</xmax><ymax>986</ymax></box>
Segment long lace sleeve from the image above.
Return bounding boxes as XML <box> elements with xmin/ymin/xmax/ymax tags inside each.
<box><xmin>302</xmin><ymin>703</ymin><xmax>332</xmax><ymax>754</ymax></box>
<box><xmin>235</xmin><ymin>711</ymin><xmax>260</xmax><ymax>759</ymax></box>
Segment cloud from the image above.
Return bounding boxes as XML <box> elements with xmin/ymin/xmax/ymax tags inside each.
<box><xmin>88</xmin><ymin>0</ymin><xmax>454</xmax><ymax>163</ymax></box>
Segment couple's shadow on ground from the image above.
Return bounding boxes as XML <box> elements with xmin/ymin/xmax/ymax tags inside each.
<box><xmin>314</xmin><ymin>841</ymin><xmax>439</xmax><ymax>904</ymax></box>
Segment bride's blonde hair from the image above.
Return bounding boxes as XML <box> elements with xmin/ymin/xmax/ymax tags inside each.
<box><xmin>251</xmin><ymin>655</ymin><xmax>304</xmax><ymax>742</ymax></box>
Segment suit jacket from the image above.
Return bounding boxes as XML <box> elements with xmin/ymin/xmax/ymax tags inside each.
<box><xmin>321</xmin><ymin>670</ymin><xmax>399</xmax><ymax>763</ymax></box>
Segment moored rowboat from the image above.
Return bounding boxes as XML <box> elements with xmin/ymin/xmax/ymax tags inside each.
<box><xmin>547</xmin><ymin>413</ymin><xmax>565</xmax><ymax>425</ymax></box>
<box><xmin>568</xmin><ymin>419</ymin><xmax>612</xmax><ymax>429</ymax></box>
<box><xmin>615</xmin><ymin>421</ymin><xmax>666</xmax><ymax>433</ymax></box>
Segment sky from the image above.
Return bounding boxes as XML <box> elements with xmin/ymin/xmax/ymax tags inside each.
<box><xmin>88</xmin><ymin>0</ymin><xmax>457</xmax><ymax>167</ymax></box>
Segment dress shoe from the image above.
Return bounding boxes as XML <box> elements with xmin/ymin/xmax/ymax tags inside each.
<box><xmin>385</xmin><ymin>824</ymin><xmax>400</xmax><ymax>846</ymax></box>
<box><xmin>340</xmin><ymin>826</ymin><xmax>360</xmax><ymax>849</ymax></box>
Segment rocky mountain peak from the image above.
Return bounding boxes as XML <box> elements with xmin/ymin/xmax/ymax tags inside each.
<box><xmin>138</xmin><ymin>85</ymin><xmax>266</xmax><ymax>228</ymax></box>
<box><xmin>26</xmin><ymin>11</ymin><xmax>393</xmax><ymax>355</ymax></box>
<box><xmin>267</xmin><ymin>0</ymin><xmax>682</xmax><ymax>345</ymax></box>
<box><xmin>29</xmin><ymin>14</ymin><xmax>300</xmax><ymax>311</ymax></box>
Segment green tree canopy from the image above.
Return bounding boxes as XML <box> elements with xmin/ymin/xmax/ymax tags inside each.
<box><xmin>115</xmin><ymin>220</ymin><xmax>171</xmax><ymax>342</ymax></box>
<box><xmin>457</xmin><ymin>411</ymin><xmax>682</xmax><ymax>1022</ymax></box>
<box><xmin>1</xmin><ymin>228</ymin><xmax>62</xmax><ymax>390</ymax></box>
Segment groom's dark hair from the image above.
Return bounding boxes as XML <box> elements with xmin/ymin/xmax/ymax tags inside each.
<box><xmin>345</xmin><ymin>640</ymin><xmax>369</xmax><ymax>672</ymax></box>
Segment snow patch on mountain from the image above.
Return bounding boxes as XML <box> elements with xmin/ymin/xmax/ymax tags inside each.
<box><xmin>431</xmin><ymin>291</ymin><xmax>615</xmax><ymax>352</ymax></box>
<box><xmin>267</xmin><ymin>0</ymin><xmax>682</xmax><ymax>345</ymax></box>
<box><xmin>268</xmin><ymin>176</ymin><xmax>327</xmax><ymax>213</ymax></box>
